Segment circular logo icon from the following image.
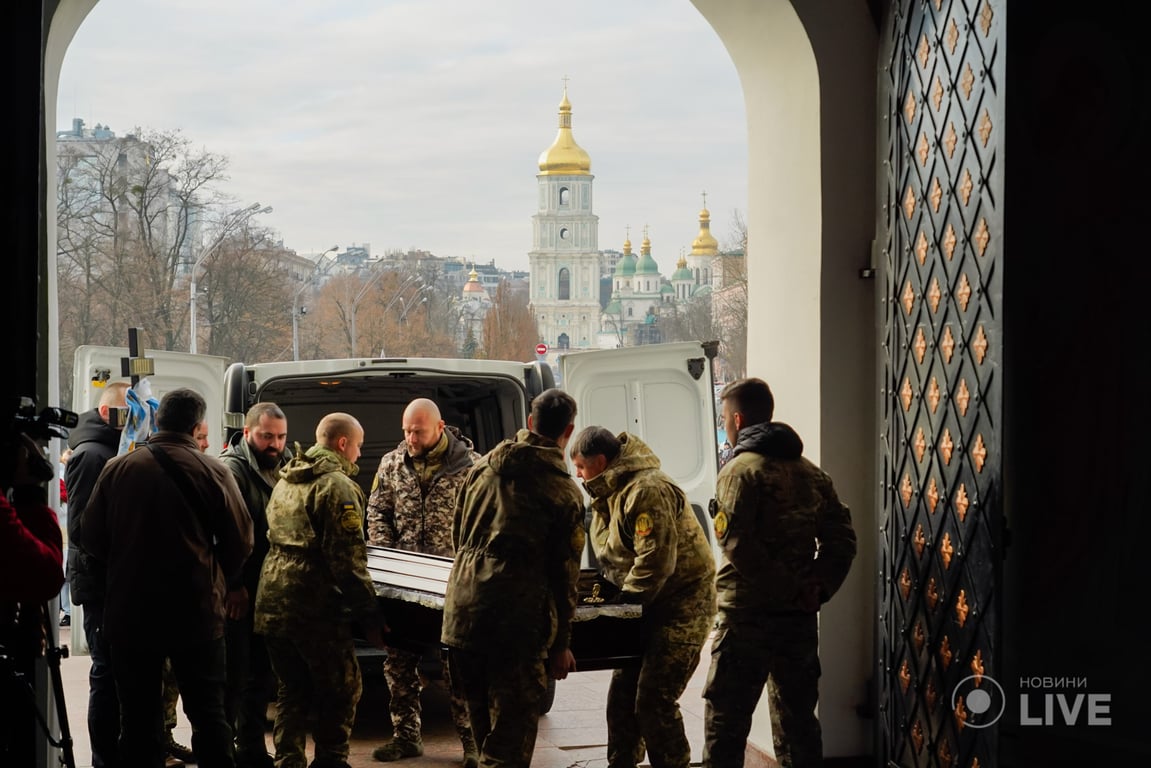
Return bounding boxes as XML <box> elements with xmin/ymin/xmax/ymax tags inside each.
<box><xmin>951</xmin><ymin>674</ymin><xmax>1007</xmax><ymax>729</ymax></box>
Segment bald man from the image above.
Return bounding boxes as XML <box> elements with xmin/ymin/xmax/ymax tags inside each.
<box><xmin>367</xmin><ymin>398</ymin><xmax>480</xmax><ymax>765</ymax></box>
<box><xmin>64</xmin><ymin>379</ymin><xmax>130</xmax><ymax>768</ymax></box>
<box><xmin>255</xmin><ymin>413</ymin><xmax>386</xmax><ymax>768</ymax></box>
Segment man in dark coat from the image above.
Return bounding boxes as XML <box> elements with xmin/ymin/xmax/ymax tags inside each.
<box><xmin>219</xmin><ymin>402</ymin><xmax>290</xmax><ymax>768</ymax></box>
<box><xmin>79</xmin><ymin>387</ymin><xmax>253</xmax><ymax>768</ymax></box>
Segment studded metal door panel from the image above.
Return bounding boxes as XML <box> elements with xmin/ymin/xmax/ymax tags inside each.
<box><xmin>877</xmin><ymin>1</ymin><xmax>1004</xmax><ymax>766</ymax></box>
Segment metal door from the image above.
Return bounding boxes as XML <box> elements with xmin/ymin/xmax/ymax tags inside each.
<box><xmin>877</xmin><ymin>1</ymin><xmax>1005</xmax><ymax>765</ymax></box>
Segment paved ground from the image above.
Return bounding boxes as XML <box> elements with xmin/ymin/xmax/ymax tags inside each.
<box><xmin>49</xmin><ymin>625</ymin><xmax>714</xmax><ymax>768</ymax></box>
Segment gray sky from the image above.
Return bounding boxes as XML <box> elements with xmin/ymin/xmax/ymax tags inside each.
<box><xmin>57</xmin><ymin>0</ymin><xmax>748</xmax><ymax>272</ymax></box>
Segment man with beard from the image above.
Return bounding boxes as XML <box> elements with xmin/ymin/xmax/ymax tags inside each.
<box><xmin>219</xmin><ymin>403</ymin><xmax>291</xmax><ymax>768</ymax></box>
<box><xmin>367</xmin><ymin>398</ymin><xmax>479</xmax><ymax>766</ymax></box>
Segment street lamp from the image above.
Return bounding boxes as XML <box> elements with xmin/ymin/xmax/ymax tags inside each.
<box><xmin>378</xmin><ymin>286</ymin><xmax>428</xmax><ymax>357</ymax></box>
<box><xmin>292</xmin><ymin>245</ymin><xmax>339</xmax><ymax>361</ymax></box>
<box><xmin>189</xmin><ymin>202</ymin><xmax>272</xmax><ymax>353</ymax></box>
<box><xmin>350</xmin><ymin>272</ymin><xmax>422</xmax><ymax>357</ymax></box>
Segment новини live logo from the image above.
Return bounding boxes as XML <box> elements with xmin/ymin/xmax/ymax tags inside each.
<box><xmin>951</xmin><ymin>674</ymin><xmax>1112</xmax><ymax>728</ymax></box>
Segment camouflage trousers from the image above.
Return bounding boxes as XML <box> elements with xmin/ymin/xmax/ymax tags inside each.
<box><xmin>383</xmin><ymin>645</ymin><xmax>474</xmax><ymax>750</ymax></box>
<box><xmin>606</xmin><ymin>612</ymin><xmax>712</xmax><ymax>768</ymax></box>
<box><xmin>446</xmin><ymin>647</ymin><xmax>548</xmax><ymax>768</ymax></box>
<box><xmin>702</xmin><ymin>615</ymin><xmax>821</xmax><ymax>768</ymax></box>
<box><xmin>264</xmin><ymin>632</ymin><xmax>362</xmax><ymax>768</ymax></box>
<box><xmin>162</xmin><ymin>657</ymin><xmax>179</xmax><ymax>733</ymax></box>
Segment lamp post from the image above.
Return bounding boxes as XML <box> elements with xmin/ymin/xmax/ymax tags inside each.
<box><xmin>350</xmin><ymin>272</ymin><xmax>422</xmax><ymax>357</ymax></box>
<box><xmin>378</xmin><ymin>285</ymin><xmax>428</xmax><ymax>357</ymax></box>
<box><xmin>189</xmin><ymin>202</ymin><xmax>272</xmax><ymax>353</ymax></box>
<box><xmin>292</xmin><ymin>245</ymin><xmax>339</xmax><ymax>361</ymax></box>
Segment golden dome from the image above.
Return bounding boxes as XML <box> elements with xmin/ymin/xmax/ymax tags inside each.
<box><xmin>462</xmin><ymin>266</ymin><xmax>486</xmax><ymax>294</ymax></box>
<box><xmin>538</xmin><ymin>87</ymin><xmax>591</xmax><ymax>176</ymax></box>
<box><xmin>691</xmin><ymin>196</ymin><xmax>719</xmax><ymax>257</ymax></box>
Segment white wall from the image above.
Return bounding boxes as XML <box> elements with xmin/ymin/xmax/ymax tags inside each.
<box><xmin>694</xmin><ymin>0</ymin><xmax>877</xmax><ymax>758</ymax></box>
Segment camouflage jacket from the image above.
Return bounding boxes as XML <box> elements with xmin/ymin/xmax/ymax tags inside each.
<box><xmin>365</xmin><ymin>426</ymin><xmax>479</xmax><ymax>556</ymax></box>
<box><xmin>441</xmin><ymin>429</ymin><xmax>585</xmax><ymax>659</ymax></box>
<box><xmin>584</xmin><ymin>433</ymin><xmax>716</xmax><ymax>631</ymax></box>
<box><xmin>713</xmin><ymin>421</ymin><xmax>856</xmax><ymax>619</ymax></box>
<box><xmin>218</xmin><ymin>432</ymin><xmax>292</xmax><ymax>600</ymax></box>
<box><xmin>254</xmin><ymin>444</ymin><xmax>381</xmax><ymax>638</ymax></box>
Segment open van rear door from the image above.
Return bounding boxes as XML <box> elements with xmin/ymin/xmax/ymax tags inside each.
<box><xmin>71</xmin><ymin>345</ymin><xmax>229</xmax><ymax>448</ymax></box>
<box><xmin>559</xmin><ymin>340</ymin><xmax>721</xmax><ymax>552</ymax></box>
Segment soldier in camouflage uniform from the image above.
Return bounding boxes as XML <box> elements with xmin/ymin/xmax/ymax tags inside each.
<box><xmin>570</xmin><ymin>428</ymin><xmax>717</xmax><ymax>768</ymax></box>
<box><xmin>702</xmin><ymin>378</ymin><xmax>857</xmax><ymax>768</ymax></box>
<box><xmin>442</xmin><ymin>389</ymin><xmax>585</xmax><ymax>768</ymax></box>
<box><xmin>367</xmin><ymin>398</ymin><xmax>479</xmax><ymax>765</ymax></box>
<box><xmin>254</xmin><ymin>413</ymin><xmax>386</xmax><ymax>768</ymax></box>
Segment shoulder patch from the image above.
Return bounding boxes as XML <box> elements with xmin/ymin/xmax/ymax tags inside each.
<box><xmin>713</xmin><ymin>508</ymin><xmax>729</xmax><ymax>539</ymax></box>
<box><xmin>340</xmin><ymin>502</ymin><xmax>362</xmax><ymax>532</ymax></box>
<box><xmin>634</xmin><ymin>512</ymin><xmax>654</xmax><ymax>538</ymax></box>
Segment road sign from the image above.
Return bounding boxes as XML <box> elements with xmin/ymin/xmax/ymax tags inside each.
<box><xmin>535</xmin><ymin>343</ymin><xmax>549</xmax><ymax>355</ymax></box>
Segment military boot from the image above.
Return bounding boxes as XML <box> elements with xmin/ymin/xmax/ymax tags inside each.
<box><xmin>371</xmin><ymin>737</ymin><xmax>424</xmax><ymax>762</ymax></box>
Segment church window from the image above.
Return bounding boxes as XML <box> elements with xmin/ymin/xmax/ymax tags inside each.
<box><xmin>558</xmin><ymin>268</ymin><xmax>571</xmax><ymax>300</ymax></box>
<box><xmin>559</xmin><ymin>227</ymin><xmax>569</xmax><ymax>241</ymax></box>
<box><xmin>559</xmin><ymin>187</ymin><xmax>570</xmax><ymax>206</ymax></box>
<box><xmin>627</xmin><ymin>307</ymin><xmax>634</xmax><ymax>318</ymax></box>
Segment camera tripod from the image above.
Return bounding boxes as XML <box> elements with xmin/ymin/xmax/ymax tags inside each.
<box><xmin>2</xmin><ymin>602</ymin><xmax>76</xmax><ymax>768</ymax></box>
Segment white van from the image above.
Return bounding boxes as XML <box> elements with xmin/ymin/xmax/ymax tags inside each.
<box><xmin>69</xmin><ymin>341</ymin><xmax>722</xmax><ymax>671</ymax></box>
<box><xmin>220</xmin><ymin>341</ymin><xmax>722</xmax><ymax>545</ymax></box>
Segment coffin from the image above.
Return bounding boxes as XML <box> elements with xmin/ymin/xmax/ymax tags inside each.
<box><xmin>367</xmin><ymin>545</ymin><xmax>644</xmax><ymax>670</ymax></box>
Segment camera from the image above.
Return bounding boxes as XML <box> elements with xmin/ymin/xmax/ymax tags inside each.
<box><xmin>10</xmin><ymin>397</ymin><xmax>78</xmax><ymax>442</ymax></box>
<box><xmin>3</xmin><ymin>397</ymin><xmax>78</xmax><ymax>486</ymax></box>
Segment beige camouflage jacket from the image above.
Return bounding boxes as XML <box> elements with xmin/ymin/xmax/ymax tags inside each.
<box><xmin>365</xmin><ymin>426</ymin><xmax>479</xmax><ymax>557</ymax></box>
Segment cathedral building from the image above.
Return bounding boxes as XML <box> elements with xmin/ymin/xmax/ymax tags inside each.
<box><xmin>528</xmin><ymin>87</ymin><xmax>602</xmax><ymax>351</ymax></box>
<box><xmin>528</xmin><ymin>88</ymin><xmax>722</xmax><ymax>351</ymax></box>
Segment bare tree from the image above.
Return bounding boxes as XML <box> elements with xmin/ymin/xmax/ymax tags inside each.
<box><xmin>712</xmin><ymin>209</ymin><xmax>749</xmax><ymax>380</ymax></box>
<box><xmin>56</xmin><ymin>128</ymin><xmax>233</xmax><ymax>362</ymax></box>
<box><xmin>482</xmin><ymin>280</ymin><xmax>540</xmax><ymax>361</ymax></box>
<box><xmin>199</xmin><ymin>227</ymin><xmax>297</xmax><ymax>363</ymax></box>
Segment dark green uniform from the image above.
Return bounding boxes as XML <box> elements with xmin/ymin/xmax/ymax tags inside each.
<box><xmin>254</xmin><ymin>444</ymin><xmax>382</xmax><ymax>768</ymax></box>
<box><xmin>584</xmin><ymin>433</ymin><xmax>716</xmax><ymax>768</ymax></box>
<box><xmin>442</xmin><ymin>429</ymin><xmax>585</xmax><ymax>768</ymax></box>
<box><xmin>702</xmin><ymin>422</ymin><xmax>856</xmax><ymax>768</ymax></box>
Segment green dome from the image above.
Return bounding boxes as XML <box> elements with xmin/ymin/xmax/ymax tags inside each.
<box><xmin>635</xmin><ymin>231</ymin><xmax>659</xmax><ymax>274</ymax></box>
<box><xmin>614</xmin><ymin>253</ymin><xmax>637</xmax><ymax>276</ymax></box>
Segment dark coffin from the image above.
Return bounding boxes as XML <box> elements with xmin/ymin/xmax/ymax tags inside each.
<box><xmin>367</xmin><ymin>545</ymin><xmax>644</xmax><ymax>670</ymax></box>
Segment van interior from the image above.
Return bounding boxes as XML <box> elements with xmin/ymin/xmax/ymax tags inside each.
<box><xmin>251</xmin><ymin>371</ymin><xmax>529</xmax><ymax>497</ymax></box>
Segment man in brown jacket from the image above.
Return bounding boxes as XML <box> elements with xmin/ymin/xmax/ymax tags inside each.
<box><xmin>79</xmin><ymin>388</ymin><xmax>254</xmax><ymax>768</ymax></box>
